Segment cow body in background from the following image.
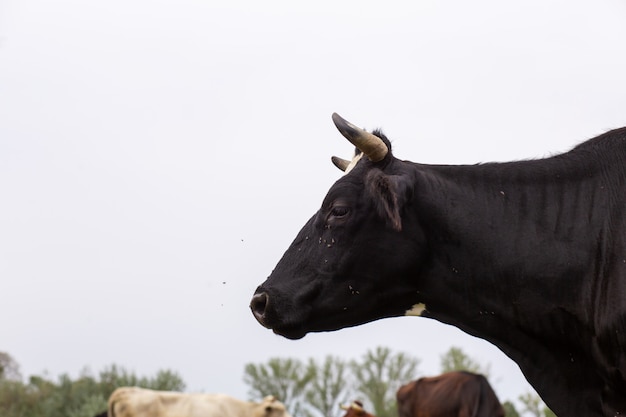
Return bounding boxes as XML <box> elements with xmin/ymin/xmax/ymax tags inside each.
<box><xmin>251</xmin><ymin>113</ymin><xmax>626</xmax><ymax>416</ymax></box>
<box><xmin>107</xmin><ymin>387</ymin><xmax>290</xmax><ymax>417</ymax></box>
<box><xmin>397</xmin><ymin>372</ymin><xmax>504</xmax><ymax>417</ymax></box>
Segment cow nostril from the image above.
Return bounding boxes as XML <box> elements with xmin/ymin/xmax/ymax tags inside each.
<box><xmin>250</xmin><ymin>292</ymin><xmax>269</xmax><ymax>325</ymax></box>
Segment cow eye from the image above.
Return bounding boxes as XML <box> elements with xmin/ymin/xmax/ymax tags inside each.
<box><xmin>331</xmin><ymin>206</ymin><xmax>349</xmax><ymax>218</ymax></box>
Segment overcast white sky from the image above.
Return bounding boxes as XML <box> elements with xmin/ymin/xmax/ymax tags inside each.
<box><xmin>1</xmin><ymin>0</ymin><xmax>626</xmax><ymax>412</ymax></box>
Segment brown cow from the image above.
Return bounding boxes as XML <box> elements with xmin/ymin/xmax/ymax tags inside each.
<box><xmin>396</xmin><ymin>371</ymin><xmax>504</xmax><ymax>417</ymax></box>
<box><xmin>106</xmin><ymin>387</ymin><xmax>291</xmax><ymax>417</ymax></box>
<box><xmin>340</xmin><ymin>401</ymin><xmax>376</xmax><ymax>417</ymax></box>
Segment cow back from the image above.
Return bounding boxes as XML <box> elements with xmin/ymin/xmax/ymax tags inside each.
<box><xmin>397</xmin><ymin>372</ymin><xmax>503</xmax><ymax>417</ymax></box>
<box><xmin>108</xmin><ymin>388</ymin><xmax>254</xmax><ymax>417</ymax></box>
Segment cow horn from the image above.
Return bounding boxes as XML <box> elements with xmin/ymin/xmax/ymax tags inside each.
<box><xmin>340</xmin><ymin>401</ymin><xmax>364</xmax><ymax>412</ymax></box>
<box><xmin>332</xmin><ymin>113</ymin><xmax>388</xmax><ymax>162</ymax></box>
<box><xmin>331</xmin><ymin>156</ymin><xmax>351</xmax><ymax>171</ymax></box>
<box><xmin>350</xmin><ymin>401</ymin><xmax>364</xmax><ymax>412</ymax></box>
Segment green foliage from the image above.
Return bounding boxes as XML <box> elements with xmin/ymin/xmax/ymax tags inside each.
<box><xmin>439</xmin><ymin>346</ymin><xmax>490</xmax><ymax>377</ymax></box>
<box><xmin>0</xmin><ymin>379</ymin><xmax>35</xmax><ymax>417</ymax></box>
<box><xmin>0</xmin><ymin>352</ymin><xmax>21</xmax><ymax>381</ymax></box>
<box><xmin>244</xmin><ymin>357</ymin><xmax>315</xmax><ymax>417</ymax></box>
<box><xmin>543</xmin><ymin>407</ymin><xmax>557</xmax><ymax>417</ymax></box>
<box><xmin>0</xmin><ymin>358</ymin><xmax>185</xmax><ymax>417</ymax></box>
<box><xmin>518</xmin><ymin>392</ymin><xmax>555</xmax><ymax>417</ymax></box>
<box><xmin>303</xmin><ymin>356</ymin><xmax>353</xmax><ymax>417</ymax></box>
<box><xmin>350</xmin><ymin>347</ymin><xmax>420</xmax><ymax>417</ymax></box>
<box><xmin>97</xmin><ymin>364</ymin><xmax>185</xmax><ymax>393</ymax></box>
<box><xmin>518</xmin><ymin>392</ymin><xmax>542</xmax><ymax>417</ymax></box>
<box><xmin>67</xmin><ymin>394</ymin><xmax>108</xmax><ymax>417</ymax></box>
<box><xmin>244</xmin><ymin>347</ymin><xmax>420</xmax><ymax>417</ymax></box>
<box><xmin>503</xmin><ymin>400</ymin><xmax>521</xmax><ymax>417</ymax></box>
<box><xmin>149</xmin><ymin>369</ymin><xmax>186</xmax><ymax>391</ymax></box>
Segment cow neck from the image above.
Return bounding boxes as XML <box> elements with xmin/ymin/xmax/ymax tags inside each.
<box><xmin>403</xmin><ymin>153</ymin><xmax>625</xmax><ymax>417</ymax></box>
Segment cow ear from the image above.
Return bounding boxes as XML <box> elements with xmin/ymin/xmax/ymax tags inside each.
<box><xmin>365</xmin><ymin>169</ymin><xmax>412</xmax><ymax>231</ymax></box>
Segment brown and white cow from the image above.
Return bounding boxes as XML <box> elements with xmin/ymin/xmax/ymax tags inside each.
<box><xmin>396</xmin><ymin>371</ymin><xmax>504</xmax><ymax>417</ymax></box>
<box><xmin>340</xmin><ymin>401</ymin><xmax>376</xmax><ymax>417</ymax></box>
<box><xmin>106</xmin><ymin>387</ymin><xmax>291</xmax><ymax>417</ymax></box>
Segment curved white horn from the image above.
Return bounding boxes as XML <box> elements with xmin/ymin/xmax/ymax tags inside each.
<box><xmin>350</xmin><ymin>401</ymin><xmax>364</xmax><ymax>412</ymax></box>
<box><xmin>332</xmin><ymin>113</ymin><xmax>388</xmax><ymax>162</ymax></box>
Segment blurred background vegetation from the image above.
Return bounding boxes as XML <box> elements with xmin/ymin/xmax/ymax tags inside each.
<box><xmin>0</xmin><ymin>348</ymin><xmax>554</xmax><ymax>417</ymax></box>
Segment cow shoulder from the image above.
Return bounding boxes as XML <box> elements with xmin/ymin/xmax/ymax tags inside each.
<box><xmin>474</xmin><ymin>374</ymin><xmax>505</xmax><ymax>417</ymax></box>
<box><xmin>109</xmin><ymin>387</ymin><xmax>163</xmax><ymax>417</ymax></box>
<box><xmin>396</xmin><ymin>380</ymin><xmax>419</xmax><ymax>417</ymax></box>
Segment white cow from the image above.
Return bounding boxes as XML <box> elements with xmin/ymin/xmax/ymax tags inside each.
<box><xmin>107</xmin><ymin>387</ymin><xmax>291</xmax><ymax>417</ymax></box>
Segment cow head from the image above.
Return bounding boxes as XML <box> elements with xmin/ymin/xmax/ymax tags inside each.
<box><xmin>340</xmin><ymin>401</ymin><xmax>376</xmax><ymax>417</ymax></box>
<box><xmin>250</xmin><ymin>113</ymin><xmax>427</xmax><ymax>340</ymax></box>
<box><xmin>256</xmin><ymin>396</ymin><xmax>291</xmax><ymax>417</ymax></box>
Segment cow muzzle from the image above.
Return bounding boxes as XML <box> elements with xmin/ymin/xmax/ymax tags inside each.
<box><xmin>250</xmin><ymin>289</ymin><xmax>308</xmax><ymax>340</ymax></box>
<box><xmin>250</xmin><ymin>291</ymin><xmax>270</xmax><ymax>328</ymax></box>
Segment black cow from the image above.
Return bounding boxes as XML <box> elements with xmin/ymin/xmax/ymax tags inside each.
<box><xmin>250</xmin><ymin>113</ymin><xmax>626</xmax><ymax>417</ymax></box>
<box><xmin>397</xmin><ymin>371</ymin><xmax>504</xmax><ymax>417</ymax></box>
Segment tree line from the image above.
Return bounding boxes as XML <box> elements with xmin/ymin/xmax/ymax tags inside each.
<box><xmin>0</xmin><ymin>352</ymin><xmax>184</xmax><ymax>417</ymax></box>
<box><xmin>0</xmin><ymin>348</ymin><xmax>553</xmax><ymax>417</ymax></box>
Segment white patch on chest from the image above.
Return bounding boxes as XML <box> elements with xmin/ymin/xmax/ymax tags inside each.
<box><xmin>404</xmin><ymin>303</ymin><xmax>427</xmax><ymax>316</ymax></box>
